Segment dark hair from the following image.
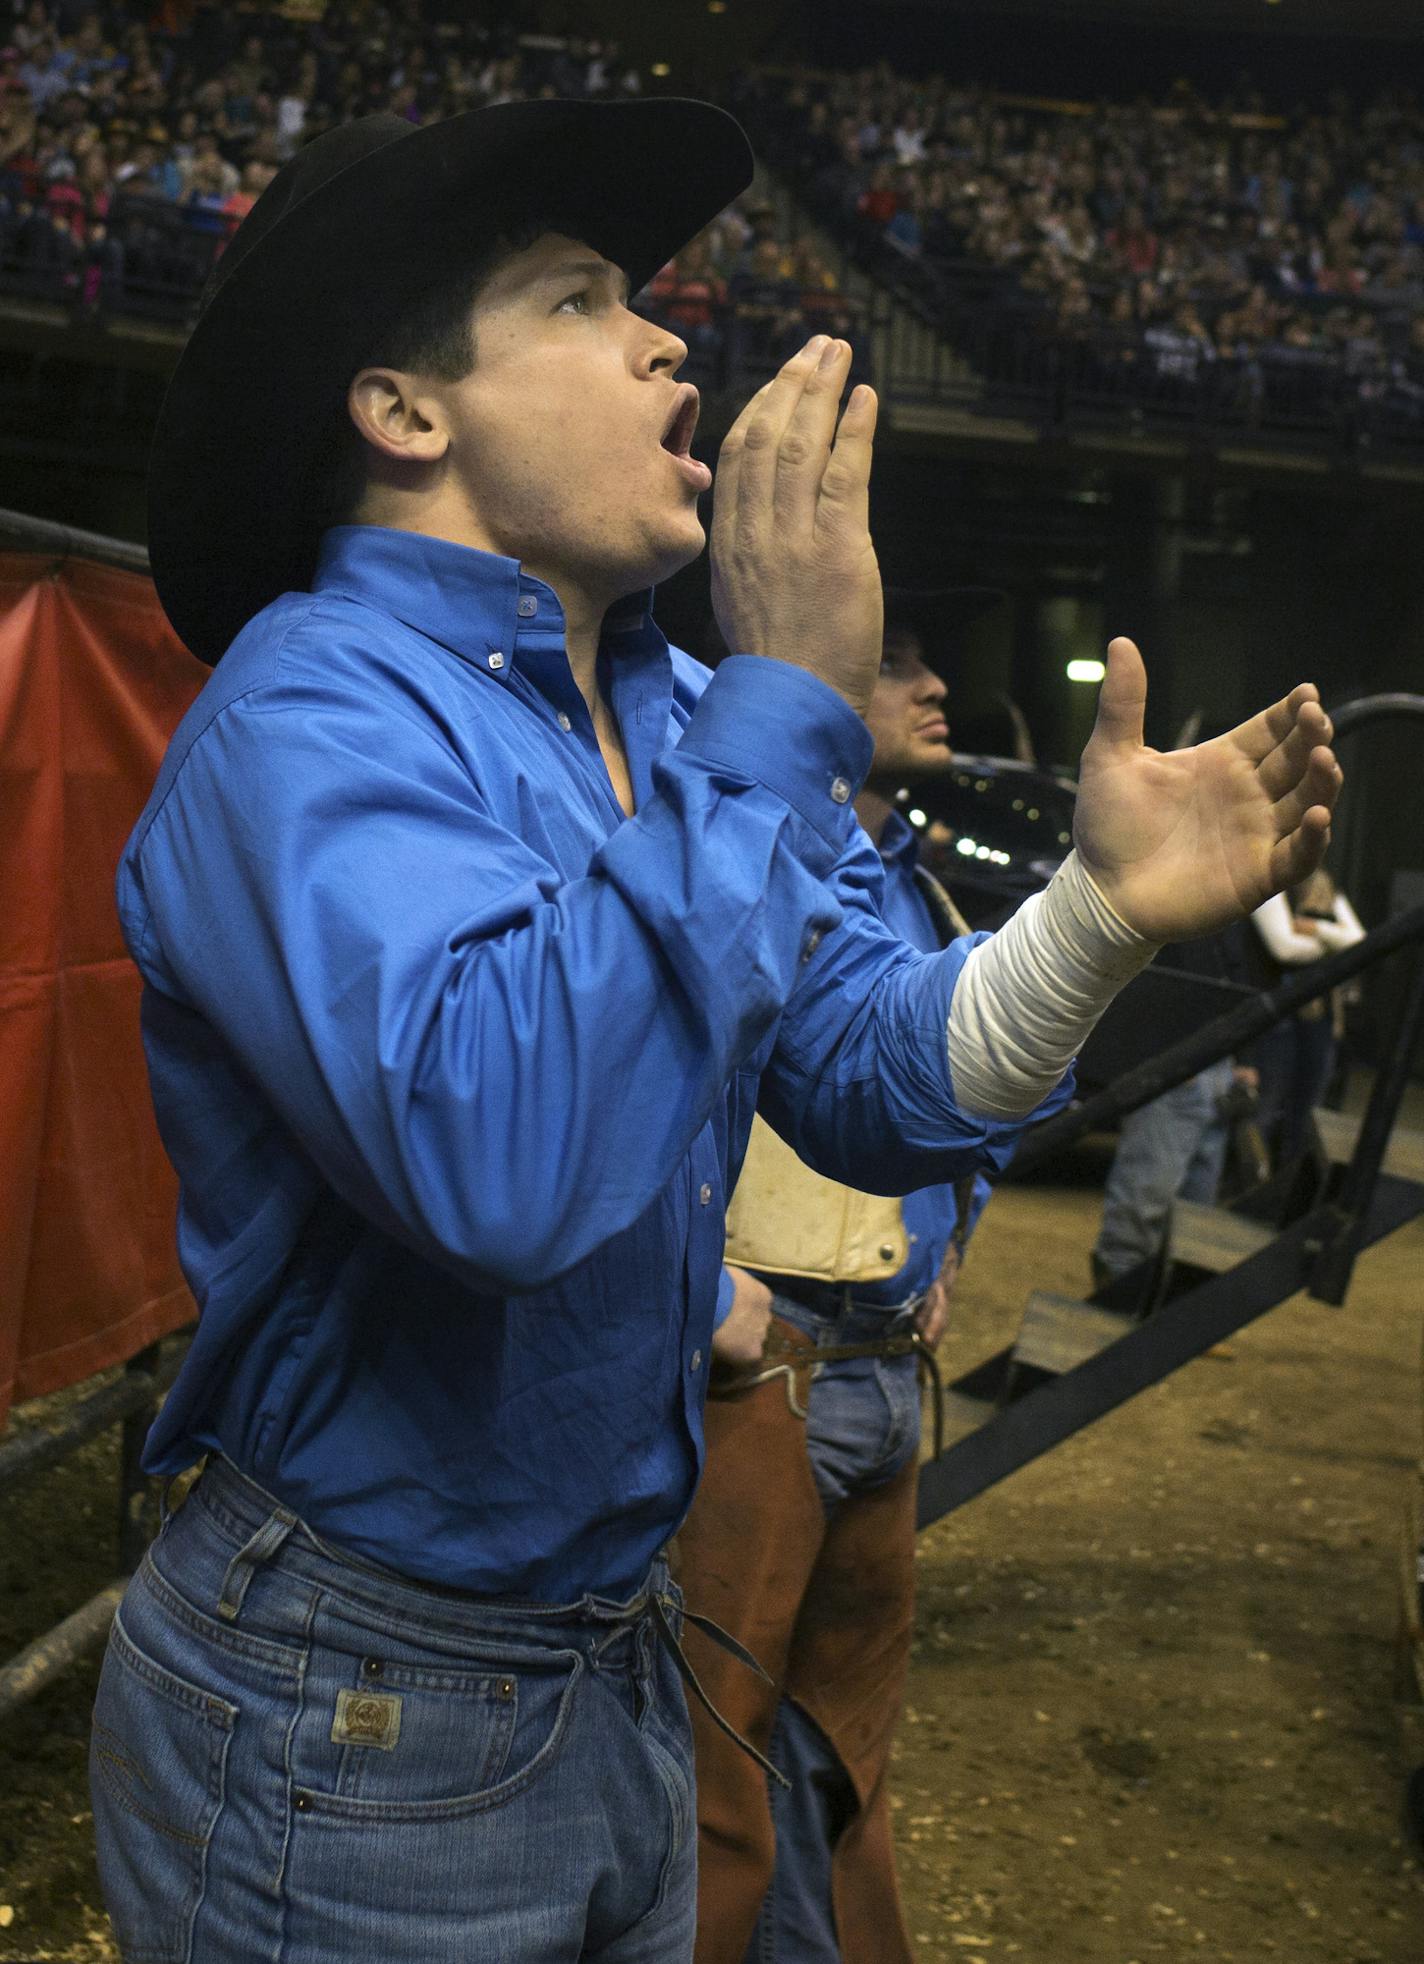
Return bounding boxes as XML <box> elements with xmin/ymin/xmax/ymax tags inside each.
<box><xmin>322</xmin><ymin>212</ymin><xmax>583</xmax><ymax>529</ymax></box>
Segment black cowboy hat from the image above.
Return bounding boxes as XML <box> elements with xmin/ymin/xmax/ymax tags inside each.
<box><xmin>882</xmin><ymin>582</ymin><xmax>1006</xmax><ymax>669</ymax></box>
<box><xmin>147</xmin><ymin>99</ymin><xmax>754</xmax><ymax>663</ymax></box>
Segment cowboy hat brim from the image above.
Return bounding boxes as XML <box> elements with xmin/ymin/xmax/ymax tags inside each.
<box><xmin>883</xmin><ymin>583</ymin><xmax>1007</xmax><ymax>667</ymax></box>
<box><xmin>147</xmin><ymin>99</ymin><xmax>754</xmax><ymax>663</ymax></box>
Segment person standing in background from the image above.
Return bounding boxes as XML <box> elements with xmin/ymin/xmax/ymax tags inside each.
<box><xmin>677</xmin><ymin>585</ymin><xmax>1003</xmax><ymax>1964</ymax></box>
<box><xmin>1251</xmin><ymin>867</ymin><xmax>1365</xmax><ymax>1165</ymax></box>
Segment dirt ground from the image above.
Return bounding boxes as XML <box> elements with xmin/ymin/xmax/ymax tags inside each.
<box><xmin>2</xmin><ymin>1155</ymin><xmax>1422</xmax><ymax>1962</ymax></box>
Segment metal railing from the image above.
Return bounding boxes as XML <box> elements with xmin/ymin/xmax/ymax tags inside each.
<box><xmin>918</xmin><ymin>723</ymin><xmax>1424</xmax><ymax>1531</ymax></box>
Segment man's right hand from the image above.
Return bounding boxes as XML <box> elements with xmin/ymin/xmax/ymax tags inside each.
<box><xmin>709</xmin><ymin>336</ymin><xmax>883</xmax><ymax>717</ymax></box>
<box><xmin>712</xmin><ymin>1265</ymin><xmax>775</xmax><ymax>1368</ymax></box>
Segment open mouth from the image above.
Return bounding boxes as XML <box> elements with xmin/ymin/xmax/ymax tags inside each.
<box><xmin>660</xmin><ymin>385</ymin><xmax>700</xmax><ymax>458</ymax></box>
<box><xmin>659</xmin><ymin>385</ymin><xmax>711</xmax><ymax>493</ymax></box>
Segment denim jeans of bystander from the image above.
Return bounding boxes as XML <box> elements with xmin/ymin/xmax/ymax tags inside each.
<box><xmin>1093</xmin><ymin>1057</ymin><xmax>1237</xmax><ymax>1281</ymax></box>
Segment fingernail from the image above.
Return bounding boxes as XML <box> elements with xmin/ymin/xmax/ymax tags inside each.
<box><xmin>807</xmin><ymin>334</ymin><xmax>829</xmax><ymax>359</ymax></box>
<box><xmin>819</xmin><ymin>339</ymin><xmax>842</xmax><ymax>371</ymax></box>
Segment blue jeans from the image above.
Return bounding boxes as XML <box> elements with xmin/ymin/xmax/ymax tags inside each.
<box><xmin>1254</xmin><ymin>1012</ymin><xmax>1336</xmax><ymax>1167</ymax></box>
<box><xmin>749</xmin><ymin>1294</ymin><xmax>923</xmax><ymax>1962</ymax></box>
<box><xmin>1094</xmin><ymin>1057</ymin><xmax>1236</xmax><ymax>1280</ymax></box>
<box><xmin>89</xmin><ymin>1456</ymin><xmax>697</xmax><ymax>1962</ymax></box>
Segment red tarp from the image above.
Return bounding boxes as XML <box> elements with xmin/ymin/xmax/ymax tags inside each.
<box><xmin>0</xmin><ymin>550</ymin><xmax>206</xmax><ymax>1426</ymax></box>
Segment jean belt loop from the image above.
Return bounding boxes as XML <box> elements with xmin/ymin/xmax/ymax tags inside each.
<box><xmin>216</xmin><ymin>1505</ymin><xmax>299</xmax><ymax>1621</ymax></box>
<box><xmin>157</xmin><ymin>1473</ymin><xmax>183</xmax><ymax>1533</ymax></box>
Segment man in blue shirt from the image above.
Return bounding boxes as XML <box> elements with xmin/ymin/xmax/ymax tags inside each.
<box><xmin>682</xmin><ymin>588</ymin><xmax>998</xmax><ymax>1964</ymax></box>
<box><xmin>91</xmin><ymin>99</ymin><xmax>1341</xmax><ymax>1964</ymax></box>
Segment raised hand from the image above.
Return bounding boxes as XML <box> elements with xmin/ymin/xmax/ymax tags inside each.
<box><xmin>710</xmin><ymin>336</ymin><xmax>882</xmax><ymax>715</ymax></box>
<box><xmin>1072</xmin><ymin>638</ymin><xmax>1342</xmax><ymax>944</ymax></box>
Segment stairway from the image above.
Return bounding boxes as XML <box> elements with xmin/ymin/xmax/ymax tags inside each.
<box><xmin>922</xmin><ymin>1104</ymin><xmax>1424</xmax><ymax>1489</ymax></box>
<box><xmin>759</xmin><ymin>170</ymin><xmax>983</xmax><ymax>419</ymax></box>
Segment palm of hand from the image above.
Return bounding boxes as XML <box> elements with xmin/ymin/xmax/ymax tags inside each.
<box><xmin>1071</xmin><ymin>639</ymin><xmax>1339</xmax><ymax>945</ymax></box>
<box><xmin>1076</xmin><ymin>738</ymin><xmax>1277</xmax><ymax>942</ymax></box>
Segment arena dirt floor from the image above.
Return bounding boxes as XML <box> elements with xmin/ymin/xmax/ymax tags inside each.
<box><xmin>2</xmin><ymin>1140</ymin><xmax>1422</xmax><ymax>1962</ymax></box>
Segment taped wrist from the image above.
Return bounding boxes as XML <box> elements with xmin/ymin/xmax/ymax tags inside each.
<box><xmin>947</xmin><ymin>851</ymin><xmax>1158</xmax><ymax>1119</ymax></box>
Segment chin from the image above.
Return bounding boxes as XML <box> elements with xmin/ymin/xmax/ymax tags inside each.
<box><xmin>643</xmin><ymin>513</ymin><xmax>707</xmax><ymax>589</ymax></box>
<box><xmin>908</xmin><ymin>741</ymin><xmax>953</xmax><ymax>773</ymax></box>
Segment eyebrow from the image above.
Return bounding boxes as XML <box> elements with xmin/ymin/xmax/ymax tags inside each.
<box><xmin>540</xmin><ymin>258</ymin><xmax>632</xmax><ymax>305</ymax></box>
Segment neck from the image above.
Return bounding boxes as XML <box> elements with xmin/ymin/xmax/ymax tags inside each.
<box><xmin>545</xmin><ymin>581</ymin><xmax>609</xmax><ymax>716</ymax></box>
<box><xmin>357</xmin><ymin>495</ymin><xmax>622</xmax><ymax>719</ymax></box>
<box><xmin>854</xmin><ymin>783</ymin><xmax>896</xmax><ymax>846</ymax></box>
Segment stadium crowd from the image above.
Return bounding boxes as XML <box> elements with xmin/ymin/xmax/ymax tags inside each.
<box><xmin>6</xmin><ymin>4</ymin><xmax>1422</xmax><ymax>430</ymax></box>
<box><xmin>0</xmin><ymin>0</ymin><xmax>860</xmax><ymax>388</ymax></box>
<box><xmin>746</xmin><ymin>63</ymin><xmax>1424</xmax><ymax>434</ymax></box>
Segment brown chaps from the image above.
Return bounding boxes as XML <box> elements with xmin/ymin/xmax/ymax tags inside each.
<box><xmin>674</xmin><ymin>1324</ymin><xmax>918</xmax><ymax>1963</ymax></box>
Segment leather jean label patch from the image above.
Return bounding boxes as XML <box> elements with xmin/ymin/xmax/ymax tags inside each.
<box><xmin>331</xmin><ymin>1688</ymin><xmax>402</xmax><ymax>1751</ymax></box>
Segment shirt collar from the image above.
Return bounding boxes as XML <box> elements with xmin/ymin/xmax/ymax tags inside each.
<box><xmin>878</xmin><ymin>808</ymin><xmax>922</xmax><ymax>873</ymax></box>
<box><xmin>312</xmin><ymin>524</ymin><xmax>657</xmax><ymax>685</ymax></box>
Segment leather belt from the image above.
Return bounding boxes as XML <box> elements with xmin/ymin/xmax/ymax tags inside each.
<box><xmin>711</xmin><ymin>1318</ymin><xmax>947</xmax><ymax>1460</ymax></box>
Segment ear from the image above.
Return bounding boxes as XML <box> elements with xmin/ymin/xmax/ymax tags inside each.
<box><xmin>346</xmin><ymin>367</ymin><xmax>450</xmax><ymax>468</ymax></box>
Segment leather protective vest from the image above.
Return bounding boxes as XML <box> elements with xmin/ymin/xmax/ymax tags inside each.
<box><xmin>722</xmin><ymin>861</ymin><xmax>969</xmax><ymax>1284</ymax></box>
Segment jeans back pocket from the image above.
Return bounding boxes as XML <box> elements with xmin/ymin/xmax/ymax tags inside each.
<box><xmin>89</xmin><ymin>1604</ymin><xmax>236</xmax><ymax>1963</ymax></box>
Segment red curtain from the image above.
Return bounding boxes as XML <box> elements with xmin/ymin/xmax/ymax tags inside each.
<box><xmin>0</xmin><ymin>550</ymin><xmax>206</xmax><ymax>1425</ymax></box>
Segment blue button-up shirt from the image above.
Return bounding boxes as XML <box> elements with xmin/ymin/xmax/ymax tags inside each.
<box><xmin>118</xmin><ymin>525</ymin><xmax>1060</xmax><ymax>1600</ymax></box>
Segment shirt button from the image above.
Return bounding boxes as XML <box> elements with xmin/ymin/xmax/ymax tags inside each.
<box><xmin>699</xmin><ymin>1182</ymin><xmax>712</xmax><ymax>1206</ymax></box>
<box><xmin>488</xmin><ymin>650</ymin><xmax>505</xmax><ymax>671</ymax></box>
<box><xmin>830</xmin><ymin>776</ymin><xmax>851</xmax><ymax>804</ymax></box>
<box><xmin>557</xmin><ymin>712</ymin><xmax>572</xmax><ymax>731</ymax></box>
<box><xmin>517</xmin><ymin>595</ymin><xmax>537</xmax><ymax>617</ymax></box>
<box><xmin>691</xmin><ymin>1349</ymin><xmax>703</xmax><ymax>1372</ymax></box>
<box><xmin>802</xmin><ymin>928</ymin><xmax>822</xmax><ymax>963</ymax></box>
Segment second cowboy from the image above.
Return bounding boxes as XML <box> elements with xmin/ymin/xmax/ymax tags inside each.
<box><xmin>676</xmin><ymin>583</ymin><xmax>1002</xmax><ymax>1963</ymax></box>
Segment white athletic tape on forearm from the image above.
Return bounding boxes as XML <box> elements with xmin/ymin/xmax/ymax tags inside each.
<box><xmin>947</xmin><ymin>851</ymin><xmax>1158</xmax><ymax>1120</ymax></box>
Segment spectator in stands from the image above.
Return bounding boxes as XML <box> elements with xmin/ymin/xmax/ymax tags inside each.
<box><xmin>729</xmin><ymin>233</ymin><xmax>804</xmax><ymax>368</ymax></box>
<box><xmin>748</xmin><ymin>59</ymin><xmax>1424</xmax><ymax>441</ymax></box>
<box><xmin>646</xmin><ymin>233</ymin><xmax>727</xmax><ymax>369</ymax></box>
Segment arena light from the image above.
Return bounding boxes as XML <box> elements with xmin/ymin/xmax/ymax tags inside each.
<box><xmin>1066</xmin><ymin>658</ymin><xmax>1106</xmax><ymax>683</ymax></box>
<box><xmin>651</xmin><ymin>61</ymin><xmax>671</xmax><ymax>76</ymax></box>
<box><xmin>908</xmin><ymin>808</ymin><xmax>926</xmax><ymax>827</ymax></box>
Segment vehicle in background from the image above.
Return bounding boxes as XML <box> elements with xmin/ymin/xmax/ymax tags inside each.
<box><xmin>895</xmin><ymin>753</ymin><xmax>1077</xmax><ymax>931</ymax></box>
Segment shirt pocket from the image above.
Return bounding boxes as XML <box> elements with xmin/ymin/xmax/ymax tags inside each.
<box><xmin>288</xmin><ymin>1642</ymin><xmax>583</xmax><ymax>1824</ymax></box>
<box><xmin>89</xmin><ymin>1606</ymin><xmax>237</xmax><ymax>1964</ymax></box>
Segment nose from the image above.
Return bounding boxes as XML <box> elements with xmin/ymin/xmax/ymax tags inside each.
<box><xmin>914</xmin><ymin>659</ymin><xmax>948</xmax><ymax>704</ymax></box>
<box><xmin>635</xmin><ymin>311</ymin><xmax>688</xmax><ymax>379</ymax></box>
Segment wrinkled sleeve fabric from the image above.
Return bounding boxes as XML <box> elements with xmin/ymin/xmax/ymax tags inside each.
<box><xmin>123</xmin><ymin>652</ymin><xmax>871</xmax><ymax>1294</ymax></box>
<box><xmin>963</xmin><ymin>1171</ymin><xmax>994</xmax><ymax>1243</ymax></box>
<box><xmin>756</xmin><ymin>828</ymin><xmax>1075</xmax><ymax>1195</ymax></box>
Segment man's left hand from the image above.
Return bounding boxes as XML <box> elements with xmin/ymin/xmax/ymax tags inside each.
<box><xmin>915</xmin><ymin>1245</ymin><xmax>961</xmax><ymax>1350</ymax></box>
<box><xmin>1073</xmin><ymin>639</ymin><xmax>1342</xmax><ymax>943</ymax></box>
<box><xmin>713</xmin><ymin>1266</ymin><xmax>775</xmax><ymax>1368</ymax></box>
